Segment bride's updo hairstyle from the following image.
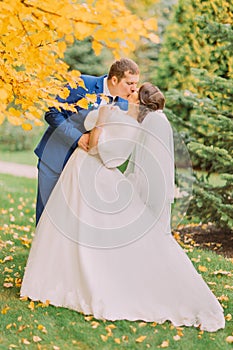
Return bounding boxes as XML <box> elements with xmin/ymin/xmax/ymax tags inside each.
<box><xmin>137</xmin><ymin>82</ymin><xmax>165</xmax><ymax>123</ymax></box>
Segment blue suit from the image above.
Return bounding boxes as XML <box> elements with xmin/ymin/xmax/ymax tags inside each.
<box><xmin>34</xmin><ymin>74</ymin><xmax>128</xmax><ymax>224</ymax></box>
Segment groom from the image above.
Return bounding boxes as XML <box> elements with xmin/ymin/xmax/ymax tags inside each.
<box><xmin>35</xmin><ymin>58</ymin><xmax>140</xmax><ymax>225</ymax></box>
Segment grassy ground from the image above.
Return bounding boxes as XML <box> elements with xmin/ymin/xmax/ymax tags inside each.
<box><xmin>0</xmin><ymin>149</ymin><xmax>37</xmax><ymax>167</ymax></box>
<box><xmin>0</xmin><ymin>174</ymin><xmax>232</xmax><ymax>350</ymax></box>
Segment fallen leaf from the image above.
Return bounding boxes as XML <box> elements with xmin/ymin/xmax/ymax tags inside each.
<box><xmin>33</xmin><ymin>335</ymin><xmax>42</xmax><ymax>342</ymax></box>
<box><xmin>226</xmin><ymin>336</ymin><xmax>233</xmax><ymax>343</ymax></box>
<box><xmin>136</xmin><ymin>335</ymin><xmax>147</xmax><ymax>343</ymax></box>
<box><xmin>3</xmin><ymin>282</ymin><xmax>13</xmax><ymax>288</ymax></box>
<box><xmin>84</xmin><ymin>315</ymin><xmax>93</xmax><ymax>321</ymax></box>
<box><xmin>22</xmin><ymin>338</ymin><xmax>30</xmax><ymax>345</ymax></box>
<box><xmin>151</xmin><ymin>322</ymin><xmax>157</xmax><ymax>327</ymax></box>
<box><xmin>218</xmin><ymin>295</ymin><xmax>229</xmax><ymax>302</ymax></box>
<box><xmin>213</xmin><ymin>270</ymin><xmax>231</xmax><ymax>276</ymax></box>
<box><xmin>224</xmin><ymin>285</ymin><xmax>233</xmax><ymax>290</ymax></box>
<box><xmin>225</xmin><ymin>314</ymin><xmax>232</xmax><ymax>321</ymax></box>
<box><xmin>1</xmin><ymin>305</ymin><xmax>10</xmax><ymax>314</ymax></box>
<box><xmin>38</xmin><ymin>324</ymin><xmax>47</xmax><ymax>333</ymax></box>
<box><xmin>160</xmin><ymin>340</ymin><xmax>169</xmax><ymax>348</ymax></box>
<box><xmin>100</xmin><ymin>334</ymin><xmax>108</xmax><ymax>342</ymax></box>
<box><xmin>130</xmin><ymin>325</ymin><xmax>137</xmax><ymax>333</ymax></box>
<box><xmin>18</xmin><ymin>325</ymin><xmax>28</xmax><ymax>332</ymax></box>
<box><xmin>122</xmin><ymin>335</ymin><xmax>128</xmax><ymax>342</ymax></box>
<box><xmin>28</xmin><ymin>301</ymin><xmax>35</xmax><ymax>310</ymax></box>
<box><xmin>114</xmin><ymin>338</ymin><xmax>121</xmax><ymax>344</ymax></box>
<box><xmin>3</xmin><ymin>255</ymin><xmax>13</xmax><ymax>262</ymax></box>
<box><xmin>91</xmin><ymin>321</ymin><xmax>100</xmax><ymax>329</ymax></box>
<box><xmin>173</xmin><ymin>335</ymin><xmax>181</xmax><ymax>341</ymax></box>
<box><xmin>138</xmin><ymin>322</ymin><xmax>147</xmax><ymax>327</ymax></box>
<box><xmin>198</xmin><ymin>265</ymin><xmax>208</xmax><ymax>272</ymax></box>
<box><xmin>106</xmin><ymin>324</ymin><xmax>116</xmax><ymax>329</ymax></box>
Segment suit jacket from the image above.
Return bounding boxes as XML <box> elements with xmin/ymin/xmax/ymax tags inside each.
<box><xmin>35</xmin><ymin>74</ymin><xmax>128</xmax><ymax>173</ymax></box>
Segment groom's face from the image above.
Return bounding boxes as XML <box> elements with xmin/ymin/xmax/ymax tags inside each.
<box><xmin>111</xmin><ymin>71</ymin><xmax>139</xmax><ymax>100</ymax></box>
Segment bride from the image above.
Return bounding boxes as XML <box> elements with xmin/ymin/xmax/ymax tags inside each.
<box><xmin>20</xmin><ymin>83</ymin><xmax>225</xmax><ymax>332</ymax></box>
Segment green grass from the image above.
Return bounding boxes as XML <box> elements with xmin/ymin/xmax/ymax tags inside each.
<box><xmin>0</xmin><ymin>174</ymin><xmax>232</xmax><ymax>350</ymax></box>
<box><xmin>0</xmin><ymin>149</ymin><xmax>37</xmax><ymax>167</ymax></box>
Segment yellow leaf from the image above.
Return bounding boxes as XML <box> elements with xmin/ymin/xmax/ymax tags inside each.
<box><xmin>218</xmin><ymin>295</ymin><xmax>229</xmax><ymax>302</ymax></box>
<box><xmin>147</xmin><ymin>33</ymin><xmax>160</xmax><ymax>44</ymax></box>
<box><xmin>28</xmin><ymin>301</ymin><xmax>35</xmax><ymax>310</ymax></box>
<box><xmin>1</xmin><ymin>306</ymin><xmax>10</xmax><ymax>314</ymax></box>
<box><xmin>151</xmin><ymin>322</ymin><xmax>157</xmax><ymax>327</ymax></box>
<box><xmin>65</xmin><ymin>34</ymin><xmax>74</xmax><ymax>44</ymax></box>
<box><xmin>37</xmin><ymin>299</ymin><xmax>50</xmax><ymax>307</ymax></box>
<box><xmin>76</xmin><ymin>98</ymin><xmax>89</xmax><ymax>109</ymax></box>
<box><xmin>38</xmin><ymin>324</ymin><xmax>47</xmax><ymax>333</ymax></box>
<box><xmin>138</xmin><ymin>322</ymin><xmax>147</xmax><ymax>327</ymax></box>
<box><xmin>0</xmin><ymin>88</ymin><xmax>9</xmax><ymax>101</ymax></box>
<box><xmin>144</xmin><ymin>18</ymin><xmax>158</xmax><ymax>31</ymax></box>
<box><xmin>3</xmin><ymin>255</ymin><xmax>13</xmax><ymax>262</ymax></box>
<box><xmin>8</xmin><ymin>108</ymin><xmax>21</xmax><ymax>117</ymax></box>
<box><xmin>160</xmin><ymin>340</ymin><xmax>169</xmax><ymax>348</ymax></box>
<box><xmin>122</xmin><ymin>335</ymin><xmax>128</xmax><ymax>342</ymax></box>
<box><xmin>136</xmin><ymin>335</ymin><xmax>147</xmax><ymax>343</ymax></box>
<box><xmin>92</xmin><ymin>40</ymin><xmax>103</xmax><ymax>56</ymax></box>
<box><xmin>7</xmin><ymin>115</ymin><xmax>22</xmax><ymax>126</ymax></box>
<box><xmin>0</xmin><ymin>113</ymin><xmax>5</xmax><ymax>125</ymax></box>
<box><xmin>130</xmin><ymin>325</ymin><xmax>137</xmax><ymax>333</ymax></box>
<box><xmin>84</xmin><ymin>315</ymin><xmax>93</xmax><ymax>321</ymax></box>
<box><xmin>15</xmin><ymin>278</ymin><xmax>22</xmax><ymax>287</ymax></box>
<box><xmin>91</xmin><ymin>321</ymin><xmax>100</xmax><ymax>329</ymax></box>
<box><xmin>58</xmin><ymin>87</ymin><xmax>70</xmax><ymax>100</ymax></box>
<box><xmin>198</xmin><ymin>265</ymin><xmax>208</xmax><ymax>272</ymax></box>
<box><xmin>224</xmin><ymin>285</ymin><xmax>233</xmax><ymax>290</ymax></box>
<box><xmin>114</xmin><ymin>338</ymin><xmax>121</xmax><ymax>344</ymax></box>
<box><xmin>100</xmin><ymin>334</ymin><xmax>108</xmax><ymax>342</ymax></box>
<box><xmin>22</xmin><ymin>123</ymin><xmax>32</xmax><ymax>131</ymax></box>
<box><xmin>86</xmin><ymin>93</ymin><xmax>97</xmax><ymax>103</ymax></box>
<box><xmin>20</xmin><ymin>296</ymin><xmax>28</xmax><ymax>301</ymax></box>
<box><xmin>22</xmin><ymin>339</ymin><xmax>30</xmax><ymax>345</ymax></box>
<box><xmin>106</xmin><ymin>324</ymin><xmax>116</xmax><ymax>329</ymax></box>
<box><xmin>176</xmin><ymin>327</ymin><xmax>184</xmax><ymax>337</ymax></box>
<box><xmin>225</xmin><ymin>314</ymin><xmax>232</xmax><ymax>321</ymax></box>
<box><xmin>34</xmin><ymin>119</ymin><xmax>44</xmax><ymax>126</ymax></box>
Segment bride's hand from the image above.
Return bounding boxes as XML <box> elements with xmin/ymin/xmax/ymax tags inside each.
<box><xmin>128</xmin><ymin>91</ymin><xmax>139</xmax><ymax>104</ymax></box>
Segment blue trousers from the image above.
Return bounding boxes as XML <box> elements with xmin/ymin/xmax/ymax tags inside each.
<box><xmin>35</xmin><ymin>160</ymin><xmax>60</xmax><ymax>225</ymax></box>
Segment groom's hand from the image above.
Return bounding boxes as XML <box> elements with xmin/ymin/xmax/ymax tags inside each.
<box><xmin>78</xmin><ymin>133</ymin><xmax>90</xmax><ymax>152</ymax></box>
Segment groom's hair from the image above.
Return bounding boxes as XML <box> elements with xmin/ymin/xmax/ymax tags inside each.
<box><xmin>108</xmin><ymin>58</ymin><xmax>139</xmax><ymax>81</ymax></box>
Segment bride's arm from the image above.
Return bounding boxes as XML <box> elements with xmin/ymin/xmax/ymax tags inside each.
<box><xmin>88</xmin><ymin>105</ymin><xmax>112</xmax><ymax>150</ymax></box>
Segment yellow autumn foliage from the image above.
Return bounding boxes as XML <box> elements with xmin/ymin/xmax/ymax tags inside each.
<box><xmin>0</xmin><ymin>0</ymin><xmax>158</xmax><ymax>127</ymax></box>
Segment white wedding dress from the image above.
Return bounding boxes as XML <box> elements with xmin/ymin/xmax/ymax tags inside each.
<box><xmin>20</xmin><ymin>108</ymin><xmax>225</xmax><ymax>332</ymax></box>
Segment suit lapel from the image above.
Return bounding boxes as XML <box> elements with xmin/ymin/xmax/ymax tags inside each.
<box><xmin>94</xmin><ymin>75</ymin><xmax>106</xmax><ymax>105</ymax></box>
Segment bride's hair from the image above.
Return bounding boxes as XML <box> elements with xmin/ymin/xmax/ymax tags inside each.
<box><xmin>137</xmin><ymin>83</ymin><xmax>165</xmax><ymax>123</ymax></box>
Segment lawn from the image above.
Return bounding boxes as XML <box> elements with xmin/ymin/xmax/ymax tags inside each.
<box><xmin>0</xmin><ymin>174</ymin><xmax>232</xmax><ymax>350</ymax></box>
<box><xmin>0</xmin><ymin>149</ymin><xmax>37</xmax><ymax>167</ymax></box>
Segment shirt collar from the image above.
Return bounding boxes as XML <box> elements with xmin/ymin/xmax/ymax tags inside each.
<box><xmin>103</xmin><ymin>77</ymin><xmax>114</xmax><ymax>97</ymax></box>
